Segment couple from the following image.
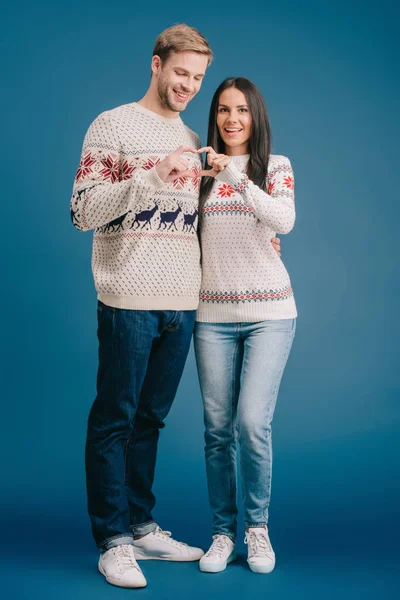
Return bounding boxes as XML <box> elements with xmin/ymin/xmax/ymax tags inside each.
<box><xmin>70</xmin><ymin>24</ymin><xmax>297</xmax><ymax>589</ymax></box>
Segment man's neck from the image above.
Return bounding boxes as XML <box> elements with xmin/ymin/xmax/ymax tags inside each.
<box><xmin>137</xmin><ymin>91</ymin><xmax>180</xmax><ymax>120</ymax></box>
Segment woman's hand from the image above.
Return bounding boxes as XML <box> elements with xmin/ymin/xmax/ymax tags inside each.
<box><xmin>198</xmin><ymin>146</ymin><xmax>231</xmax><ymax>177</ymax></box>
<box><xmin>271</xmin><ymin>237</ymin><xmax>281</xmax><ymax>257</ymax></box>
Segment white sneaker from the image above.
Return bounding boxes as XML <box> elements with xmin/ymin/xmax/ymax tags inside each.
<box><xmin>199</xmin><ymin>535</ymin><xmax>236</xmax><ymax>573</ymax></box>
<box><xmin>132</xmin><ymin>526</ymin><xmax>204</xmax><ymax>561</ymax></box>
<box><xmin>245</xmin><ymin>527</ymin><xmax>276</xmax><ymax>574</ymax></box>
<box><xmin>98</xmin><ymin>544</ymin><xmax>147</xmax><ymax>588</ymax></box>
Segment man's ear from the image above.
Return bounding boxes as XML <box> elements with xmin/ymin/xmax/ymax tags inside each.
<box><xmin>151</xmin><ymin>55</ymin><xmax>162</xmax><ymax>76</ymax></box>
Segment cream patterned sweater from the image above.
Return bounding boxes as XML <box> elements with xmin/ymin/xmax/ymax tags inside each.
<box><xmin>70</xmin><ymin>102</ymin><xmax>202</xmax><ymax>310</ymax></box>
<box><xmin>196</xmin><ymin>154</ymin><xmax>297</xmax><ymax>322</ymax></box>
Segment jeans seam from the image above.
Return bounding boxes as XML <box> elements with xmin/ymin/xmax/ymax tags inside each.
<box><xmin>262</xmin><ymin>323</ymin><xmax>295</xmax><ymax>520</ymax></box>
<box><xmin>229</xmin><ymin>340</ymin><xmax>239</xmax><ymax>522</ymax></box>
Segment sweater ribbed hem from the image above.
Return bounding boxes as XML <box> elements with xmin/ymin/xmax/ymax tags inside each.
<box><xmin>98</xmin><ymin>293</ymin><xmax>199</xmax><ymax>311</ymax></box>
<box><xmin>137</xmin><ymin>165</ymin><xmax>167</xmax><ymax>191</ymax></box>
<box><xmin>195</xmin><ymin>297</ymin><xmax>297</xmax><ymax>323</ymax></box>
<box><xmin>215</xmin><ymin>160</ymin><xmax>246</xmax><ymax>188</ymax></box>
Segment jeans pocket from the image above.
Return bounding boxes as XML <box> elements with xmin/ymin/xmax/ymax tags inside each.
<box><xmin>97</xmin><ymin>301</ymin><xmax>114</xmax><ymax>325</ymax></box>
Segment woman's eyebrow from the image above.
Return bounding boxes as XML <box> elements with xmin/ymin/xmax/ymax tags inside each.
<box><xmin>218</xmin><ymin>104</ymin><xmax>249</xmax><ymax>108</ymax></box>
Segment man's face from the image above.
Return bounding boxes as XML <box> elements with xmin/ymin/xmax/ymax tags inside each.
<box><xmin>153</xmin><ymin>51</ymin><xmax>208</xmax><ymax>113</ymax></box>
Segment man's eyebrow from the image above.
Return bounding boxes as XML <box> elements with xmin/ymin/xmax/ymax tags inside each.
<box><xmin>174</xmin><ymin>68</ymin><xmax>205</xmax><ymax>77</ymax></box>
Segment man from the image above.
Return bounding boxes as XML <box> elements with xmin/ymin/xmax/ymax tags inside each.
<box><xmin>71</xmin><ymin>24</ymin><xmax>281</xmax><ymax>589</ymax></box>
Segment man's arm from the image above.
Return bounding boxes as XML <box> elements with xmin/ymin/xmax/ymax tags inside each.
<box><xmin>70</xmin><ymin>111</ymin><xmax>167</xmax><ymax>232</ymax></box>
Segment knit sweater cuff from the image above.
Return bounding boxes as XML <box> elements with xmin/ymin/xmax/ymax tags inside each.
<box><xmin>139</xmin><ymin>165</ymin><xmax>168</xmax><ymax>190</ymax></box>
<box><xmin>215</xmin><ymin>161</ymin><xmax>248</xmax><ymax>189</ymax></box>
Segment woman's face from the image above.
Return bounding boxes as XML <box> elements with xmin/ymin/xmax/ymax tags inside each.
<box><xmin>216</xmin><ymin>87</ymin><xmax>252</xmax><ymax>156</ymax></box>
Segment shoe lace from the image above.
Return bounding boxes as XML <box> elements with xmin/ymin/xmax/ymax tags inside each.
<box><xmin>204</xmin><ymin>535</ymin><xmax>231</xmax><ymax>558</ymax></box>
<box><xmin>113</xmin><ymin>545</ymin><xmax>140</xmax><ymax>571</ymax></box>
<box><xmin>153</xmin><ymin>526</ymin><xmax>188</xmax><ymax>548</ymax></box>
<box><xmin>245</xmin><ymin>530</ymin><xmax>272</xmax><ymax>557</ymax></box>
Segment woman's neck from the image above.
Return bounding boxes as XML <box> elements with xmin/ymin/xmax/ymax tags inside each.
<box><xmin>225</xmin><ymin>144</ymin><xmax>249</xmax><ymax>156</ymax></box>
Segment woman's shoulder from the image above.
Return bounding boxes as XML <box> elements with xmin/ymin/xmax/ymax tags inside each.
<box><xmin>268</xmin><ymin>154</ymin><xmax>293</xmax><ymax>175</ymax></box>
<box><xmin>268</xmin><ymin>154</ymin><xmax>291</xmax><ymax>167</ymax></box>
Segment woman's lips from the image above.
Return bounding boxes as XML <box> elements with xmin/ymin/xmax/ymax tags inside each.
<box><xmin>224</xmin><ymin>128</ymin><xmax>243</xmax><ymax>137</ymax></box>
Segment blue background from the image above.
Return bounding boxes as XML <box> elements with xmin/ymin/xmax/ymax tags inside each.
<box><xmin>2</xmin><ymin>0</ymin><xmax>399</xmax><ymax>598</ymax></box>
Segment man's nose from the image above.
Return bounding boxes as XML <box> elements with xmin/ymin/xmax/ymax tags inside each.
<box><xmin>181</xmin><ymin>79</ymin><xmax>195</xmax><ymax>92</ymax></box>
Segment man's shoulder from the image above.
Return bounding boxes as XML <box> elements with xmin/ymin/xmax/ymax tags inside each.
<box><xmin>101</xmin><ymin>102</ymin><xmax>137</xmax><ymax>122</ymax></box>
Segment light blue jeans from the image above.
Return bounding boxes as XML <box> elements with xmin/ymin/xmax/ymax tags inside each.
<box><xmin>194</xmin><ymin>319</ymin><xmax>296</xmax><ymax>541</ymax></box>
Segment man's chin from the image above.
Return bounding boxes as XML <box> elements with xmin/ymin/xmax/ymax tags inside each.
<box><xmin>168</xmin><ymin>100</ymin><xmax>188</xmax><ymax>113</ymax></box>
<box><xmin>168</xmin><ymin>93</ymin><xmax>192</xmax><ymax>112</ymax></box>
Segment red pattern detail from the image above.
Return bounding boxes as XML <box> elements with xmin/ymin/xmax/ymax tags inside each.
<box><xmin>283</xmin><ymin>176</ymin><xmax>294</xmax><ymax>190</ymax></box>
<box><xmin>173</xmin><ymin>176</ymin><xmax>186</xmax><ymax>190</ymax></box>
<box><xmin>100</xmin><ymin>154</ymin><xmax>119</xmax><ymax>183</ymax></box>
<box><xmin>268</xmin><ymin>180</ymin><xmax>275</xmax><ymax>195</ymax></box>
<box><xmin>202</xmin><ymin>205</ymin><xmax>253</xmax><ymax>214</ymax></box>
<box><xmin>200</xmin><ymin>288</ymin><xmax>293</xmax><ymax>302</ymax></box>
<box><xmin>120</xmin><ymin>159</ymin><xmax>136</xmax><ymax>180</ymax></box>
<box><xmin>142</xmin><ymin>156</ymin><xmax>161</xmax><ymax>171</ymax></box>
<box><xmin>191</xmin><ymin>164</ymin><xmax>201</xmax><ymax>190</ymax></box>
<box><xmin>75</xmin><ymin>152</ymin><xmax>96</xmax><ymax>182</ymax></box>
<box><xmin>217</xmin><ymin>183</ymin><xmax>235</xmax><ymax>198</ymax></box>
<box><xmin>236</xmin><ymin>177</ymin><xmax>249</xmax><ymax>193</ymax></box>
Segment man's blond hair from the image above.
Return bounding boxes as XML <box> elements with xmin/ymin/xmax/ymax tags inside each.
<box><xmin>153</xmin><ymin>24</ymin><xmax>213</xmax><ymax>65</ymax></box>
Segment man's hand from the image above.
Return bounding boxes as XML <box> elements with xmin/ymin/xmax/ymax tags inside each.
<box><xmin>271</xmin><ymin>237</ymin><xmax>281</xmax><ymax>257</ymax></box>
<box><xmin>198</xmin><ymin>146</ymin><xmax>231</xmax><ymax>177</ymax></box>
<box><xmin>156</xmin><ymin>146</ymin><xmax>198</xmax><ymax>183</ymax></box>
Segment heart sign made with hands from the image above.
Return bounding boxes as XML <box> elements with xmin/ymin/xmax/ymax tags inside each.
<box><xmin>197</xmin><ymin>146</ymin><xmax>231</xmax><ymax>178</ymax></box>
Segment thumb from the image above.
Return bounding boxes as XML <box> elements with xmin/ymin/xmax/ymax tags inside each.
<box><xmin>175</xmin><ymin>145</ymin><xmax>199</xmax><ymax>155</ymax></box>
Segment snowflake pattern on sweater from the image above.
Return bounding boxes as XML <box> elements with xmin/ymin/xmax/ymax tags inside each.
<box><xmin>70</xmin><ymin>103</ymin><xmax>202</xmax><ymax>310</ymax></box>
<box><xmin>196</xmin><ymin>154</ymin><xmax>297</xmax><ymax>323</ymax></box>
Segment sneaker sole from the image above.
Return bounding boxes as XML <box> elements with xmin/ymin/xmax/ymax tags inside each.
<box><xmin>199</xmin><ymin>552</ymin><xmax>237</xmax><ymax>573</ymax></box>
<box><xmin>133</xmin><ymin>551</ymin><xmax>204</xmax><ymax>562</ymax></box>
<box><xmin>247</xmin><ymin>560</ymin><xmax>275</xmax><ymax>574</ymax></box>
<box><xmin>98</xmin><ymin>563</ymin><xmax>147</xmax><ymax>588</ymax></box>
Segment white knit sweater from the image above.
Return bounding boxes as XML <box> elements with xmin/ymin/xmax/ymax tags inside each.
<box><xmin>70</xmin><ymin>102</ymin><xmax>202</xmax><ymax>310</ymax></box>
<box><xmin>196</xmin><ymin>154</ymin><xmax>297</xmax><ymax>322</ymax></box>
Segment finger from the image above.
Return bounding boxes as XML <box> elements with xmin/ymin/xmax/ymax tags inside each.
<box><xmin>210</xmin><ymin>158</ymin><xmax>229</xmax><ymax>172</ymax></box>
<box><xmin>173</xmin><ymin>158</ymin><xmax>189</xmax><ymax>171</ymax></box>
<box><xmin>180</xmin><ymin>170</ymin><xmax>200</xmax><ymax>178</ymax></box>
<box><xmin>175</xmin><ymin>145</ymin><xmax>199</xmax><ymax>155</ymax></box>
<box><xmin>271</xmin><ymin>237</ymin><xmax>281</xmax><ymax>246</ymax></box>
<box><xmin>165</xmin><ymin>169</ymin><xmax>196</xmax><ymax>182</ymax></box>
<box><xmin>207</xmin><ymin>154</ymin><xmax>218</xmax><ymax>167</ymax></box>
<box><xmin>198</xmin><ymin>168</ymin><xmax>218</xmax><ymax>177</ymax></box>
<box><xmin>198</xmin><ymin>146</ymin><xmax>216</xmax><ymax>154</ymax></box>
<box><xmin>213</xmin><ymin>156</ymin><xmax>230</xmax><ymax>169</ymax></box>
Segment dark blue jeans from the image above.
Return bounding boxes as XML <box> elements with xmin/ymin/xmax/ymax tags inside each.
<box><xmin>85</xmin><ymin>302</ymin><xmax>196</xmax><ymax>550</ymax></box>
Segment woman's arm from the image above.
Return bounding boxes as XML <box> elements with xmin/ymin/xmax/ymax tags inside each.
<box><xmin>215</xmin><ymin>156</ymin><xmax>295</xmax><ymax>234</ymax></box>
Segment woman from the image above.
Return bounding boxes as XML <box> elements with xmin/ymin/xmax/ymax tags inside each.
<box><xmin>194</xmin><ymin>78</ymin><xmax>297</xmax><ymax>574</ymax></box>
